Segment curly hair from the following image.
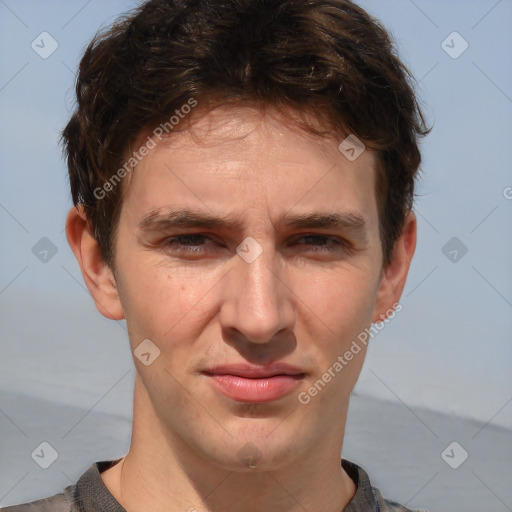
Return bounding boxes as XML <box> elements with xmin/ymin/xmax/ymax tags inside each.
<box><xmin>61</xmin><ymin>0</ymin><xmax>429</xmax><ymax>268</ymax></box>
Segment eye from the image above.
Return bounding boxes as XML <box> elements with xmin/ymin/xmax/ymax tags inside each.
<box><xmin>293</xmin><ymin>235</ymin><xmax>348</xmax><ymax>252</ymax></box>
<box><xmin>163</xmin><ymin>235</ymin><xmax>214</xmax><ymax>254</ymax></box>
<box><xmin>161</xmin><ymin>234</ymin><xmax>350</xmax><ymax>257</ymax></box>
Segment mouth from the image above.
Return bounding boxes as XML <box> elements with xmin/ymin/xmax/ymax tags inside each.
<box><xmin>202</xmin><ymin>364</ymin><xmax>306</xmax><ymax>403</ymax></box>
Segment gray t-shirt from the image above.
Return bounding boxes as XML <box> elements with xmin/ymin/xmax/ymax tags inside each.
<box><xmin>0</xmin><ymin>458</ymin><xmax>425</xmax><ymax>512</ymax></box>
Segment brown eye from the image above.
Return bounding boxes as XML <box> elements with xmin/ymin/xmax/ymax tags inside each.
<box><xmin>294</xmin><ymin>235</ymin><xmax>348</xmax><ymax>252</ymax></box>
<box><xmin>163</xmin><ymin>235</ymin><xmax>212</xmax><ymax>254</ymax></box>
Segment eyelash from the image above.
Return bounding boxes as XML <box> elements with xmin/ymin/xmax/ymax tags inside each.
<box><xmin>163</xmin><ymin>234</ymin><xmax>348</xmax><ymax>254</ymax></box>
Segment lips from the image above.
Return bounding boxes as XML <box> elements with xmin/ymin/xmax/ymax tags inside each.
<box><xmin>202</xmin><ymin>363</ymin><xmax>305</xmax><ymax>403</ymax></box>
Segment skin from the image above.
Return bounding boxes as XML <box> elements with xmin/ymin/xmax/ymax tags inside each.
<box><xmin>66</xmin><ymin>105</ymin><xmax>416</xmax><ymax>512</ymax></box>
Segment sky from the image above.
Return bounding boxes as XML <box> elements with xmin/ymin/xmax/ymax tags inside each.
<box><xmin>0</xmin><ymin>0</ymin><xmax>511</xmax><ymax>432</ymax></box>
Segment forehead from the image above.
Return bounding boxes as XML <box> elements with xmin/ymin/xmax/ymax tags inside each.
<box><xmin>121</xmin><ymin>105</ymin><xmax>379</xmax><ymax>233</ymax></box>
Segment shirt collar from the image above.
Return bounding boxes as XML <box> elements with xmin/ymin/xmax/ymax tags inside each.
<box><xmin>75</xmin><ymin>457</ymin><xmax>377</xmax><ymax>512</ymax></box>
<box><xmin>341</xmin><ymin>458</ymin><xmax>378</xmax><ymax>511</ymax></box>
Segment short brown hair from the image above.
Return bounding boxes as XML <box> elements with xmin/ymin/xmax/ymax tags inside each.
<box><xmin>61</xmin><ymin>0</ymin><xmax>428</xmax><ymax>269</ymax></box>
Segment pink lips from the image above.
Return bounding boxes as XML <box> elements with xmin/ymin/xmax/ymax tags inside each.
<box><xmin>202</xmin><ymin>363</ymin><xmax>305</xmax><ymax>403</ymax></box>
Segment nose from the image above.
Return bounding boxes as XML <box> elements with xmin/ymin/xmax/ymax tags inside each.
<box><xmin>218</xmin><ymin>239</ymin><xmax>296</xmax><ymax>345</ymax></box>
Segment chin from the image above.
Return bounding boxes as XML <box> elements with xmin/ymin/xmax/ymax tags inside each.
<box><xmin>195</xmin><ymin>430</ymin><xmax>305</xmax><ymax>473</ymax></box>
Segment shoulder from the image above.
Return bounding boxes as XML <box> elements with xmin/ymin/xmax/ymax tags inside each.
<box><xmin>0</xmin><ymin>459</ymin><xmax>123</xmax><ymax>512</ymax></box>
<box><xmin>341</xmin><ymin>458</ymin><xmax>429</xmax><ymax>512</ymax></box>
<box><xmin>0</xmin><ymin>485</ymin><xmax>75</xmax><ymax>512</ymax></box>
<box><xmin>374</xmin><ymin>487</ymin><xmax>430</xmax><ymax>512</ymax></box>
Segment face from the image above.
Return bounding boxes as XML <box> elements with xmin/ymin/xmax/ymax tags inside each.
<box><xmin>83</xmin><ymin>105</ymin><xmax>409</xmax><ymax>471</ymax></box>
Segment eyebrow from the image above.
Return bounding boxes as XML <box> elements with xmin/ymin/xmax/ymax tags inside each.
<box><xmin>138</xmin><ymin>208</ymin><xmax>369</xmax><ymax>241</ymax></box>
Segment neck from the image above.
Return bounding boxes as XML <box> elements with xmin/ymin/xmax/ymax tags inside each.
<box><xmin>101</xmin><ymin>376</ymin><xmax>356</xmax><ymax>512</ymax></box>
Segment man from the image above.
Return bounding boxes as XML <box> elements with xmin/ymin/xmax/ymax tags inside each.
<box><xmin>2</xmin><ymin>0</ymin><xmax>429</xmax><ymax>510</ymax></box>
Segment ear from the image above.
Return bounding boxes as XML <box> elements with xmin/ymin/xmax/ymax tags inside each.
<box><xmin>372</xmin><ymin>210</ymin><xmax>417</xmax><ymax>323</ymax></box>
<box><xmin>65</xmin><ymin>205</ymin><xmax>125</xmax><ymax>320</ymax></box>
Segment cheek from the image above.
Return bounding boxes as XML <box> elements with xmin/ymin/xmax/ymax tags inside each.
<box><xmin>301</xmin><ymin>266</ymin><xmax>379</xmax><ymax>336</ymax></box>
<box><xmin>296</xmin><ymin>265</ymin><xmax>379</xmax><ymax>388</ymax></box>
<box><xmin>296</xmin><ymin>270</ymin><xmax>377</xmax><ymax>400</ymax></box>
<box><xmin>116</xmin><ymin>255</ymin><xmax>223</xmax><ymax>346</ymax></box>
